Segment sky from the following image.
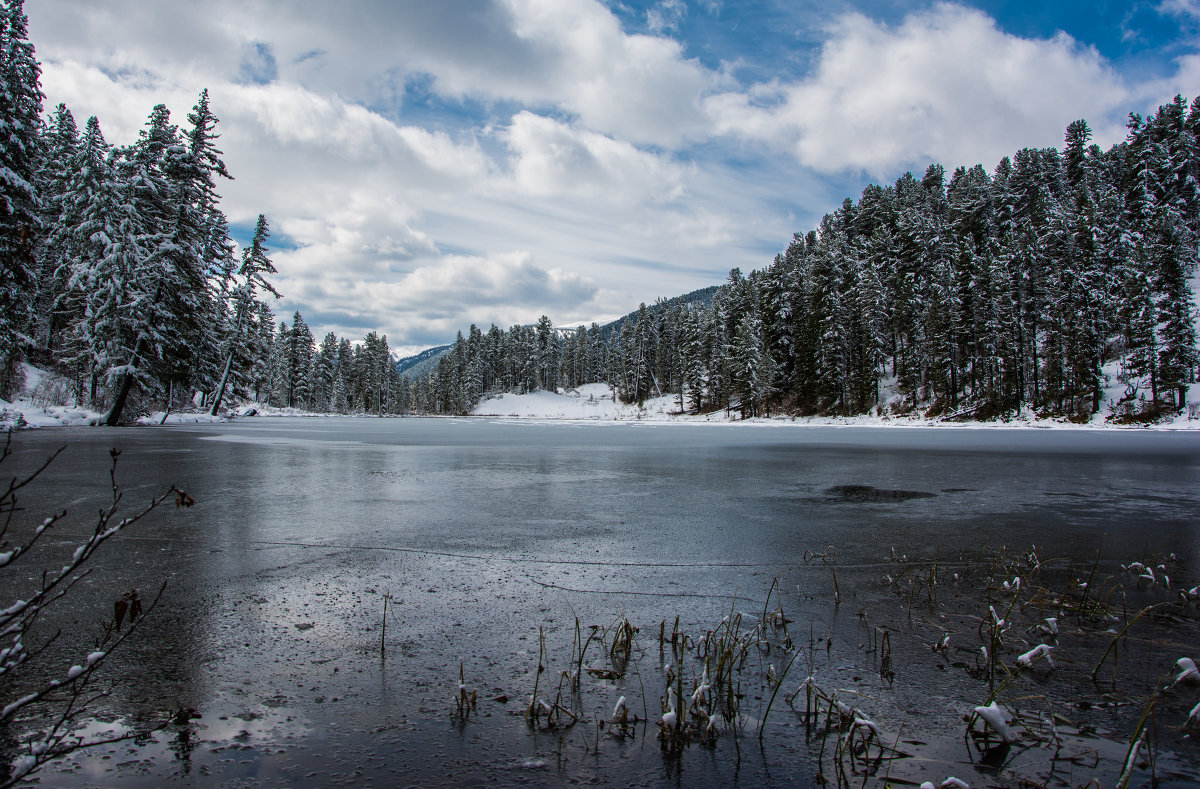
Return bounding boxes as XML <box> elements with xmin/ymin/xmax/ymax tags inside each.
<box><xmin>26</xmin><ymin>0</ymin><xmax>1200</xmax><ymax>355</ymax></box>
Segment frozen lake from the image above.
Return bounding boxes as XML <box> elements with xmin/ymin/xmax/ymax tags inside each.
<box><xmin>3</xmin><ymin>418</ymin><xmax>1199</xmax><ymax>787</ymax></box>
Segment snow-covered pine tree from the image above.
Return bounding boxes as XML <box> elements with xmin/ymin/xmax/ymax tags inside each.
<box><xmin>246</xmin><ymin>300</ymin><xmax>276</xmax><ymax>403</ymax></box>
<box><xmin>309</xmin><ymin>331</ymin><xmax>338</xmax><ymax>413</ymax></box>
<box><xmin>31</xmin><ymin>103</ymin><xmax>77</xmax><ymax>355</ymax></box>
<box><xmin>48</xmin><ymin>117</ymin><xmax>139</xmax><ymax>408</ymax></box>
<box><xmin>1118</xmin><ymin>113</ymin><xmax>1164</xmax><ymax>407</ymax></box>
<box><xmin>732</xmin><ymin>311</ymin><xmax>770</xmax><ymax>417</ymax></box>
<box><xmin>209</xmin><ymin>213</ymin><xmax>279</xmax><ymax>414</ymax></box>
<box><xmin>534</xmin><ymin>315</ymin><xmax>558</xmax><ymax>393</ymax></box>
<box><xmin>101</xmin><ymin>105</ymin><xmax>204</xmax><ymax>424</ymax></box>
<box><xmin>331</xmin><ymin>336</ymin><xmax>353</xmax><ymax>412</ymax></box>
<box><xmin>0</xmin><ymin>0</ymin><xmax>43</xmax><ymax>395</ymax></box>
<box><xmin>1150</xmin><ymin>97</ymin><xmax>1199</xmax><ymax>410</ymax></box>
<box><xmin>851</xmin><ymin>234</ymin><xmax>887</xmax><ymax>409</ymax></box>
<box><xmin>676</xmin><ymin>309</ymin><xmax>699</xmax><ymax>413</ymax></box>
<box><xmin>283</xmin><ymin>312</ymin><xmax>314</xmax><ymax>409</ymax></box>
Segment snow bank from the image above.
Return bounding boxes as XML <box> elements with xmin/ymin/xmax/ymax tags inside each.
<box><xmin>1</xmin><ymin>364</ymin><xmax>104</xmax><ymax>429</ymax></box>
<box><xmin>1</xmin><ymin>363</ymin><xmax>228</xmax><ymax>429</ymax></box>
<box><xmin>4</xmin><ymin>362</ymin><xmax>1198</xmax><ymax>431</ymax></box>
<box><xmin>473</xmin><ymin>383</ymin><xmax>1200</xmax><ymax>430</ymax></box>
<box><xmin>135</xmin><ymin>412</ymin><xmax>229</xmax><ymax>426</ymax></box>
<box><xmin>471</xmin><ymin>383</ymin><xmax>681</xmax><ymax>420</ymax></box>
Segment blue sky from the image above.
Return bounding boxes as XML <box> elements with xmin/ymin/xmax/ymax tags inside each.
<box><xmin>26</xmin><ymin>0</ymin><xmax>1200</xmax><ymax>353</ymax></box>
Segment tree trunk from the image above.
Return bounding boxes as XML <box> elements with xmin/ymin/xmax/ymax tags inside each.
<box><xmin>209</xmin><ymin>351</ymin><xmax>235</xmax><ymax>416</ymax></box>
<box><xmin>160</xmin><ymin>380</ymin><xmax>173</xmax><ymax>424</ymax></box>
<box><xmin>104</xmin><ymin>337</ymin><xmax>146</xmax><ymax>426</ymax></box>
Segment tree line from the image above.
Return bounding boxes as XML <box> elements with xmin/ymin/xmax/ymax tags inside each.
<box><xmin>422</xmin><ymin>98</ymin><xmax>1198</xmax><ymax>421</ymax></box>
<box><xmin>0</xmin><ymin>0</ymin><xmax>556</xmax><ymax>421</ymax></box>
<box><xmin>2</xmin><ymin>0</ymin><xmax>1194</xmax><ymax>422</ymax></box>
<box><xmin>0</xmin><ymin>1</ymin><xmax>285</xmax><ymax>423</ymax></box>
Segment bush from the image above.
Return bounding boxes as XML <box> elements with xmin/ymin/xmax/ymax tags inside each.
<box><xmin>0</xmin><ymin>436</ymin><xmax>191</xmax><ymax>785</ymax></box>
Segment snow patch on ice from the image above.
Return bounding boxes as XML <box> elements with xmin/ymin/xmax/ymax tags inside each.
<box><xmin>136</xmin><ymin>412</ymin><xmax>229</xmax><ymax>425</ymax></box>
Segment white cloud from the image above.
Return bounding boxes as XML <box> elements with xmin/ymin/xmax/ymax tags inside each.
<box><xmin>279</xmin><ymin>250</ymin><xmax>601</xmax><ymax>346</ymax></box>
<box><xmin>629</xmin><ymin>209</ymin><xmax>734</xmax><ymax>250</ymax></box>
<box><xmin>30</xmin><ymin>0</ymin><xmax>719</xmax><ymax>147</ymax></box>
<box><xmin>224</xmin><ymin>81</ymin><xmax>493</xmax><ymax>182</ymax></box>
<box><xmin>27</xmin><ymin>1</ymin><xmax>1200</xmax><ymax>352</ymax></box>
<box><xmin>398</xmin><ymin>251</ymin><xmax>597</xmax><ymax>312</ymax></box>
<box><xmin>502</xmin><ymin>111</ymin><xmax>688</xmax><ymax>201</ymax></box>
<box><xmin>485</xmin><ymin>0</ymin><xmax>717</xmax><ymax>146</ymax></box>
<box><xmin>706</xmin><ymin>3</ymin><xmax>1137</xmax><ymax>175</ymax></box>
<box><xmin>1159</xmin><ymin>0</ymin><xmax>1200</xmax><ymax>21</ymax></box>
<box><xmin>647</xmin><ymin>0</ymin><xmax>688</xmax><ymax>33</ymax></box>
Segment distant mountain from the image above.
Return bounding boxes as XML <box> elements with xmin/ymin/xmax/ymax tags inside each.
<box><xmin>394</xmin><ymin>344</ymin><xmax>452</xmax><ymax>379</ymax></box>
<box><xmin>396</xmin><ymin>284</ymin><xmax>721</xmax><ymax>379</ymax></box>
<box><xmin>597</xmin><ymin>285</ymin><xmax>721</xmax><ymax>341</ymax></box>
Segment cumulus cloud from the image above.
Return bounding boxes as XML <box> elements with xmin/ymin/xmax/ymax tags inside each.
<box><xmin>26</xmin><ymin>0</ymin><xmax>1200</xmax><ymax>352</ymax></box>
<box><xmin>280</xmin><ymin>250</ymin><xmax>601</xmax><ymax>347</ymax></box>
<box><xmin>629</xmin><ymin>208</ymin><xmax>734</xmax><ymax>250</ymax></box>
<box><xmin>398</xmin><ymin>251</ymin><xmax>597</xmax><ymax>311</ymax></box>
<box><xmin>706</xmin><ymin>3</ymin><xmax>1136</xmax><ymax>175</ymax></box>
<box><xmin>486</xmin><ymin>0</ymin><xmax>716</xmax><ymax>145</ymax></box>
<box><xmin>502</xmin><ymin>111</ymin><xmax>688</xmax><ymax>201</ymax></box>
<box><xmin>31</xmin><ymin>0</ymin><xmax>719</xmax><ymax>147</ymax></box>
<box><xmin>274</xmin><ymin>196</ymin><xmax>437</xmax><ymax>279</ymax></box>
<box><xmin>224</xmin><ymin>81</ymin><xmax>492</xmax><ymax>180</ymax></box>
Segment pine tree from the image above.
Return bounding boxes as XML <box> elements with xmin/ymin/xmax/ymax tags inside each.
<box><xmin>534</xmin><ymin>315</ymin><xmax>558</xmax><ymax>392</ymax></box>
<box><xmin>283</xmin><ymin>312</ymin><xmax>314</xmax><ymax>409</ymax></box>
<box><xmin>0</xmin><ymin>0</ymin><xmax>43</xmax><ymax>394</ymax></box>
<box><xmin>732</xmin><ymin>311</ymin><xmax>772</xmax><ymax>417</ymax></box>
<box><xmin>248</xmin><ymin>301</ymin><xmax>276</xmax><ymax>403</ymax></box>
<box><xmin>1119</xmin><ymin>113</ymin><xmax>1164</xmax><ymax>406</ymax></box>
<box><xmin>31</xmin><ymin>102</ymin><xmax>77</xmax><ymax>354</ymax></box>
<box><xmin>50</xmin><ymin>117</ymin><xmax>140</xmax><ymax>407</ymax></box>
<box><xmin>1063</xmin><ymin>119</ymin><xmax>1091</xmax><ymax>189</ymax></box>
<box><xmin>1151</xmin><ymin>97</ymin><xmax>1199</xmax><ymax>409</ymax></box>
<box><xmin>101</xmin><ymin>105</ymin><xmax>203</xmax><ymax>424</ymax></box>
<box><xmin>210</xmin><ymin>214</ymin><xmax>279</xmax><ymax>414</ymax></box>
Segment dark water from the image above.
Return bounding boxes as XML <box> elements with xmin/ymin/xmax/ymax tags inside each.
<box><xmin>2</xmin><ymin>418</ymin><xmax>1198</xmax><ymax>787</ymax></box>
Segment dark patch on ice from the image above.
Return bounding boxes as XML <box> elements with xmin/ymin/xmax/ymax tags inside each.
<box><xmin>823</xmin><ymin>485</ymin><xmax>936</xmax><ymax>502</ymax></box>
<box><xmin>367</xmin><ymin>470</ymin><xmax>413</xmax><ymax>480</ymax></box>
<box><xmin>941</xmin><ymin>488</ymin><xmax>977</xmax><ymax>493</ymax></box>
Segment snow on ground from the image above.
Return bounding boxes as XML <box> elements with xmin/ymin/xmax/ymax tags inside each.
<box><xmin>134</xmin><ymin>412</ymin><xmax>229</xmax><ymax>426</ymax></box>
<box><xmin>0</xmin><ymin>363</ymin><xmax>232</xmax><ymax>430</ymax></box>
<box><xmin>2</xmin><ymin>363</ymin><xmax>1197</xmax><ymax>430</ymax></box>
<box><xmin>473</xmin><ymin>382</ymin><xmax>1200</xmax><ymax>430</ymax></box>
<box><xmin>0</xmin><ymin>364</ymin><xmax>104</xmax><ymax>429</ymax></box>
<box><xmin>470</xmin><ymin>383</ymin><xmax>674</xmax><ymax>420</ymax></box>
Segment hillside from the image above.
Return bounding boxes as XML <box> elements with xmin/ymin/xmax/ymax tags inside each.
<box><xmin>393</xmin><ymin>285</ymin><xmax>722</xmax><ymax>380</ymax></box>
<box><xmin>394</xmin><ymin>344</ymin><xmax>453</xmax><ymax>379</ymax></box>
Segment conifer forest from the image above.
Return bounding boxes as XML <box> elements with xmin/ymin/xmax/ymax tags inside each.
<box><xmin>0</xmin><ymin>0</ymin><xmax>1196</xmax><ymax>423</ymax></box>
<box><xmin>425</xmin><ymin>106</ymin><xmax>1199</xmax><ymax>422</ymax></box>
<box><xmin>2</xmin><ymin>2</ymin><xmax>1200</xmax><ymax>787</ymax></box>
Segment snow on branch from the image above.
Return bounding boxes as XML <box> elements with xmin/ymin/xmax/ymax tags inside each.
<box><xmin>0</xmin><ymin>433</ymin><xmax>192</xmax><ymax>786</ymax></box>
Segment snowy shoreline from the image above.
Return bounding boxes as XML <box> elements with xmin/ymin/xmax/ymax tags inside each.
<box><xmin>469</xmin><ymin>383</ymin><xmax>1199</xmax><ymax>431</ymax></box>
<box><xmin>4</xmin><ymin>368</ymin><xmax>1197</xmax><ymax>432</ymax></box>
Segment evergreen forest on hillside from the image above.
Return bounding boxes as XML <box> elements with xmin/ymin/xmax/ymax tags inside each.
<box><xmin>422</xmin><ymin>105</ymin><xmax>1199</xmax><ymax>421</ymax></box>
<box><xmin>0</xmin><ymin>0</ymin><xmax>1195</xmax><ymax>423</ymax></box>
